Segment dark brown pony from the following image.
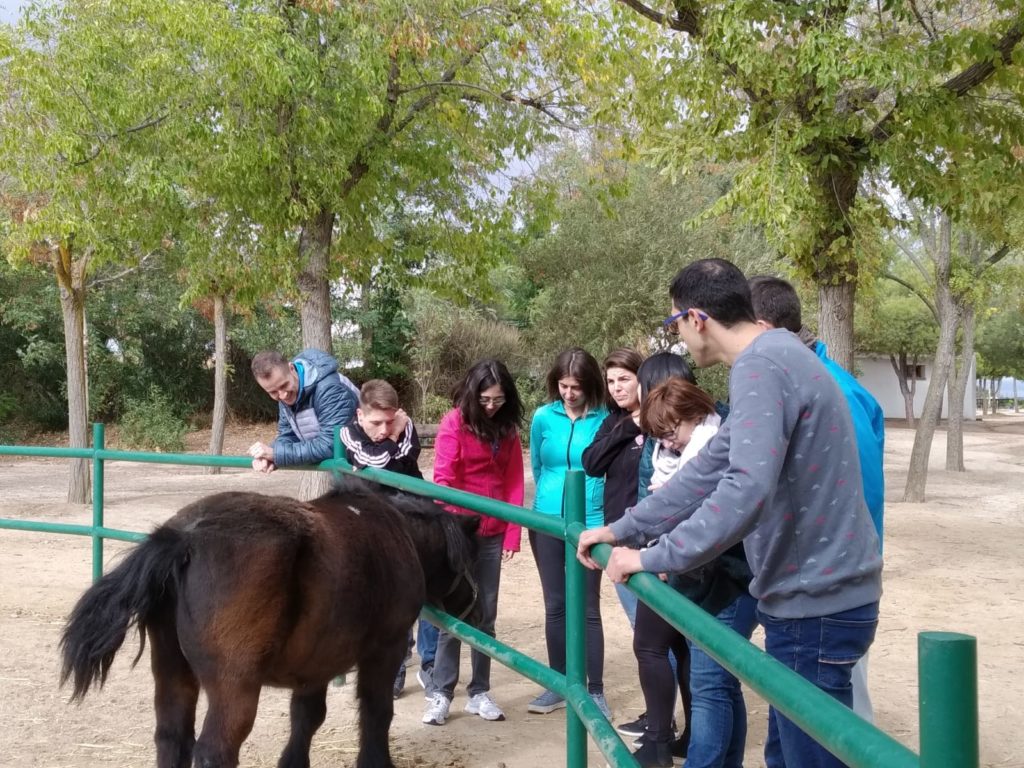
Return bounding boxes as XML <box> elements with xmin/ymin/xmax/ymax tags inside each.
<box><xmin>59</xmin><ymin>478</ymin><xmax>481</xmax><ymax>768</ymax></box>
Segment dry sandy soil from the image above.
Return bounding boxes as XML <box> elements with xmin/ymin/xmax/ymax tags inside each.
<box><xmin>1</xmin><ymin>416</ymin><xmax>1023</xmax><ymax>767</ymax></box>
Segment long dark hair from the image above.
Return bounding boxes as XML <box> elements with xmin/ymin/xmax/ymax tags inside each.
<box><xmin>452</xmin><ymin>359</ymin><xmax>523</xmax><ymax>443</ymax></box>
<box><xmin>545</xmin><ymin>347</ymin><xmax>605</xmax><ymax>411</ymax></box>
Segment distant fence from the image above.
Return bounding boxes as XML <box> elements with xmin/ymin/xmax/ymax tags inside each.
<box><xmin>0</xmin><ymin>423</ymin><xmax>979</xmax><ymax>768</ymax></box>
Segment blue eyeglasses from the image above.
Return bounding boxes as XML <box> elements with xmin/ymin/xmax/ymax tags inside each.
<box><xmin>663</xmin><ymin>308</ymin><xmax>707</xmax><ymax>332</ymax></box>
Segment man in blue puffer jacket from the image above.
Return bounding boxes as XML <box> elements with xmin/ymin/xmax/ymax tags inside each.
<box><xmin>249</xmin><ymin>348</ymin><xmax>359</xmax><ymax>472</ymax></box>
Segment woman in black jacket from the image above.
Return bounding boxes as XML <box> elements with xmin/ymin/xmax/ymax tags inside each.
<box><xmin>581</xmin><ymin>347</ymin><xmax>645</xmax><ymax>624</ymax></box>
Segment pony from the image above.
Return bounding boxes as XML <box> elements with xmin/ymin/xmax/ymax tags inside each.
<box><xmin>59</xmin><ymin>478</ymin><xmax>481</xmax><ymax>768</ymax></box>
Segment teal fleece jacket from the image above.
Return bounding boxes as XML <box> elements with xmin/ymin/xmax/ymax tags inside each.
<box><xmin>530</xmin><ymin>400</ymin><xmax>608</xmax><ymax>529</ymax></box>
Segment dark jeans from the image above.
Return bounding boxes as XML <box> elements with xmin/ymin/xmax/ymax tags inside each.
<box><xmin>759</xmin><ymin>601</ymin><xmax>879</xmax><ymax>768</ymax></box>
<box><xmin>529</xmin><ymin>529</ymin><xmax>605</xmax><ymax>693</ymax></box>
<box><xmin>431</xmin><ymin>534</ymin><xmax>503</xmax><ymax>698</ymax></box>
<box><xmin>634</xmin><ymin>599</ymin><xmax>690</xmax><ymax>743</ymax></box>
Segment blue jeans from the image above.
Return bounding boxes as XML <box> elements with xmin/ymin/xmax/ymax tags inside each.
<box><xmin>684</xmin><ymin>593</ymin><xmax>758</xmax><ymax>768</ymax></box>
<box><xmin>614</xmin><ymin>582</ymin><xmax>638</xmax><ymax>628</ymax></box>
<box><xmin>417</xmin><ymin>619</ymin><xmax>438</xmax><ymax>669</ymax></box>
<box><xmin>759</xmin><ymin>602</ymin><xmax>879</xmax><ymax>768</ymax></box>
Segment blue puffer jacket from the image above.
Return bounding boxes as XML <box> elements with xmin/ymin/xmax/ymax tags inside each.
<box><xmin>272</xmin><ymin>348</ymin><xmax>359</xmax><ymax>467</ymax></box>
<box><xmin>530</xmin><ymin>400</ymin><xmax>608</xmax><ymax>529</ymax></box>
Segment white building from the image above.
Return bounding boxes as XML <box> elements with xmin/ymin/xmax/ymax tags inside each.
<box><xmin>854</xmin><ymin>356</ymin><xmax>977</xmax><ymax>420</ymax></box>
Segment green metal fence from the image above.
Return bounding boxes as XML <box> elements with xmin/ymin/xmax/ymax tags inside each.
<box><xmin>0</xmin><ymin>423</ymin><xmax>979</xmax><ymax>768</ymax></box>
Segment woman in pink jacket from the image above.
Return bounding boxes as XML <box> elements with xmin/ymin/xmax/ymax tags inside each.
<box><xmin>421</xmin><ymin>359</ymin><xmax>525</xmax><ymax>727</ymax></box>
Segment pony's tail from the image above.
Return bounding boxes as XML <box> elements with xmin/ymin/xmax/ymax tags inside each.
<box><xmin>59</xmin><ymin>525</ymin><xmax>189</xmax><ymax>701</ymax></box>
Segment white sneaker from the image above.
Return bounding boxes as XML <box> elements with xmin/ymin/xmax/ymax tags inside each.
<box><xmin>464</xmin><ymin>692</ymin><xmax>506</xmax><ymax>721</ymax></box>
<box><xmin>422</xmin><ymin>693</ymin><xmax>451</xmax><ymax>726</ymax></box>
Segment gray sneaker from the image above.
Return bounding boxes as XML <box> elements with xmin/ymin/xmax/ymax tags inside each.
<box><xmin>422</xmin><ymin>693</ymin><xmax>451</xmax><ymax>726</ymax></box>
<box><xmin>416</xmin><ymin>666</ymin><xmax>433</xmax><ymax>700</ymax></box>
<box><xmin>590</xmin><ymin>691</ymin><xmax>612</xmax><ymax>720</ymax></box>
<box><xmin>465</xmin><ymin>692</ymin><xmax>506</xmax><ymax>721</ymax></box>
<box><xmin>527</xmin><ymin>689</ymin><xmax>566</xmax><ymax>714</ymax></box>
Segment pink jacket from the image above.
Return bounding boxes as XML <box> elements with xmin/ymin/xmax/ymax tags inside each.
<box><xmin>432</xmin><ymin>408</ymin><xmax>524</xmax><ymax>552</ymax></box>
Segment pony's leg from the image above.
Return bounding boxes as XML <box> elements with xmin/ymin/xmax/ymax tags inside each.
<box><xmin>149</xmin><ymin>615</ymin><xmax>199</xmax><ymax>768</ymax></box>
<box><xmin>192</xmin><ymin>679</ymin><xmax>261</xmax><ymax>768</ymax></box>
<box><xmin>355</xmin><ymin>639</ymin><xmax>407</xmax><ymax>768</ymax></box>
<box><xmin>276</xmin><ymin>685</ymin><xmax>328</xmax><ymax>768</ymax></box>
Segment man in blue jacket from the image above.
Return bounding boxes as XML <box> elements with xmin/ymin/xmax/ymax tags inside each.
<box><xmin>748</xmin><ymin>275</ymin><xmax>885</xmax><ymax>724</ymax></box>
<box><xmin>249</xmin><ymin>348</ymin><xmax>359</xmax><ymax>473</ymax></box>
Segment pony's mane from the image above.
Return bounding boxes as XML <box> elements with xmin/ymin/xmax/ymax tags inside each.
<box><xmin>321</xmin><ymin>477</ymin><xmax>476</xmax><ymax>573</ymax></box>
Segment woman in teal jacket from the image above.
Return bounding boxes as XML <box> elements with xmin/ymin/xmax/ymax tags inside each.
<box><xmin>527</xmin><ymin>347</ymin><xmax>611</xmax><ymax>718</ymax></box>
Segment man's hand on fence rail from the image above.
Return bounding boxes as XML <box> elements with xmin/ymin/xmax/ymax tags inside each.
<box><xmin>576</xmin><ymin>525</ymin><xmax>615</xmax><ymax>569</ymax></box>
<box><xmin>604</xmin><ymin>547</ymin><xmax>643</xmax><ymax>583</ymax></box>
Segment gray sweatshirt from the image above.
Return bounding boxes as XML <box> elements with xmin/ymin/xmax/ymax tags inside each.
<box><xmin>609</xmin><ymin>329</ymin><xmax>882</xmax><ymax>619</ymax></box>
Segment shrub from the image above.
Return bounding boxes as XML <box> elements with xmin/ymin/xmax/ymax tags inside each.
<box><xmin>118</xmin><ymin>386</ymin><xmax>187</xmax><ymax>453</ymax></box>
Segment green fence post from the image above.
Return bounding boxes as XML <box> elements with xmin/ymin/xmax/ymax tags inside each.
<box><xmin>91</xmin><ymin>423</ymin><xmax>105</xmax><ymax>583</ymax></box>
<box><xmin>564</xmin><ymin>470</ymin><xmax>588</xmax><ymax>768</ymax></box>
<box><xmin>919</xmin><ymin>631</ymin><xmax>979</xmax><ymax>768</ymax></box>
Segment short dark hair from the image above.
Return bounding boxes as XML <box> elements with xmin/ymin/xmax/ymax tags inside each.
<box><xmin>545</xmin><ymin>347</ymin><xmax>605</xmax><ymax>411</ymax></box>
<box><xmin>669</xmin><ymin>258</ymin><xmax>756</xmax><ymax>328</ymax></box>
<box><xmin>359</xmin><ymin>379</ymin><xmax>400</xmax><ymax>411</ymax></box>
<box><xmin>748</xmin><ymin>275</ymin><xmax>802</xmax><ymax>333</ymax></box>
<box><xmin>251</xmin><ymin>350</ymin><xmax>289</xmax><ymax>379</ymax></box>
<box><xmin>452</xmin><ymin>359</ymin><xmax>523</xmax><ymax>442</ymax></box>
<box><xmin>637</xmin><ymin>352</ymin><xmax>695</xmax><ymax>400</ymax></box>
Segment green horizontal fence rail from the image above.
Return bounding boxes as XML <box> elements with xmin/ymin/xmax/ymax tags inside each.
<box><xmin>0</xmin><ymin>424</ymin><xmax>979</xmax><ymax>768</ymax></box>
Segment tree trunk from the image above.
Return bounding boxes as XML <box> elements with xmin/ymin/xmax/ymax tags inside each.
<box><xmin>296</xmin><ymin>207</ymin><xmax>336</xmax><ymax>501</ymax></box>
<box><xmin>904</xmin><ymin>215</ymin><xmax>955</xmax><ymax>502</ymax></box>
<box><xmin>978</xmin><ymin>378</ymin><xmax>988</xmax><ymax>415</ymax></box>
<box><xmin>817</xmin><ymin>278</ymin><xmax>856</xmax><ymax>372</ymax></box>
<box><xmin>889</xmin><ymin>352</ymin><xmax>915</xmax><ymax>426</ymax></box>
<box><xmin>297</xmin><ymin>208</ymin><xmax>335</xmax><ymax>353</ymax></box>
<box><xmin>990</xmin><ymin>378</ymin><xmax>999</xmax><ymax>414</ymax></box>
<box><xmin>206</xmin><ymin>293</ymin><xmax>229</xmax><ymax>475</ymax></box>
<box><xmin>1014</xmin><ymin>378</ymin><xmax>1019</xmax><ymax>414</ymax></box>
<box><xmin>53</xmin><ymin>243</ymin><xmax>90</xmax><ymax>504</ymax></box>
<box><xmin>945</xmin><ymin>304</ymin><xmax>973</xmax><ymax>472</ymax></box>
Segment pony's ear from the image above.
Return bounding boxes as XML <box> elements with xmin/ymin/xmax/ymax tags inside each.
<box><xmin>458</xmin><ymin>514</ymin><xmax>481</xmax><ymax>537</ymax></box>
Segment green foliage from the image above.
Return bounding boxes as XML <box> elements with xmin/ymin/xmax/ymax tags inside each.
<box><xmin>976</xmin><ymin>305</ymin><xmax>1024</xmax><ymax>379</ymax></box>
<box><xmin>516</xmin><ymin>148</ymin><xmax>774</xmax><ymax>369</ymax></box>
<box><xmin>580</xmin><ymin>0</ymin><xmax>1024</xmax><ymax>340</ymax></box>
<box><xmin>405</xmin><ymin>288</ymin><xmax>526</xmax><ymax>419</ymax></box>
<box><xmin>856</xmin><ymin>282</ymin><xmax>938</xmax><ymax>359</ymax></box>
<box><xmin>118</xmin><ymin>385</ymin><xmax>188</xmax><ymax>453</ymax></box>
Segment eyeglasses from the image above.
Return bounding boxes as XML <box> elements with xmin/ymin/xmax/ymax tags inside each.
<box><xmin>479</xmin><ymin>396</ymin><xmax>506</xmax><ymax>407</ymax></box>
<box><xmin>662</xmin><ymin>308</ymin><xmax>707</xmax><ymax>334</ymax></box>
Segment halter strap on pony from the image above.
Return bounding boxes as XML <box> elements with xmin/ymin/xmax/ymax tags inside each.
<box><xmin>441</xmin><ymin>568</ymin><xmax>479</xmax><ymax>621</ymax></box>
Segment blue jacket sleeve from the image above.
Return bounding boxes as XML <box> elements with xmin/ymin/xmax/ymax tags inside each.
<box><xmin>273</xmin><ymin>377</ymin><xmax>357</xmax><ymax>467</ymax></box>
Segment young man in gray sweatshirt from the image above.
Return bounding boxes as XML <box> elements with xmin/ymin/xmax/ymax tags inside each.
<box><xmin>578</xmin><ymin>258</ymin><xmax>882</xmax><ymax>768</ymax></box>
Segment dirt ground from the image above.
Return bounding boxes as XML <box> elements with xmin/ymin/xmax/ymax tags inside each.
<box><xmin>1</xmin><ymin>416</ymin><xmax>1023</xmax><ymax>767</ymax></box>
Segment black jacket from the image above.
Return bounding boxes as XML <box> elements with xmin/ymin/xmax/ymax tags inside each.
<box><xmin>581</xmin><ymin>411</ymin><xmax>643</xmax><ymax>526</ymax></box>
<box><xmin>340</xmin><ymin>418</ymin><xmax>423</xmax><ymax>479</ymax></box>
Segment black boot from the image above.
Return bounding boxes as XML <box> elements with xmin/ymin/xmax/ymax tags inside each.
<box><xmin>632</xmin><ymin>737</ymin><xmax>674</xmax><ymax>768</ymax></box>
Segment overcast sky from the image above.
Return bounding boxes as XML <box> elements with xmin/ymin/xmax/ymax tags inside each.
<box><xmin>1</xmin><ymin>1</ymin><xmax>26</xmax><ymax>25</ymax></box>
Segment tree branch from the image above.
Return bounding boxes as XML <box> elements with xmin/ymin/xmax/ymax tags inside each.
<box><xmin>881</xmin><ymin>270</ymin><xmax>938</xmax><ymax>321</ymax></box>
<box><xmin>870</xmin><ymin>15</ymin><xmax>1024</xmax><ymax>142</ymax></box>
<box><xmin>985</xmin><ymin>243</ymin><xmax>1011</xmax><ymax>267</ymax></box>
